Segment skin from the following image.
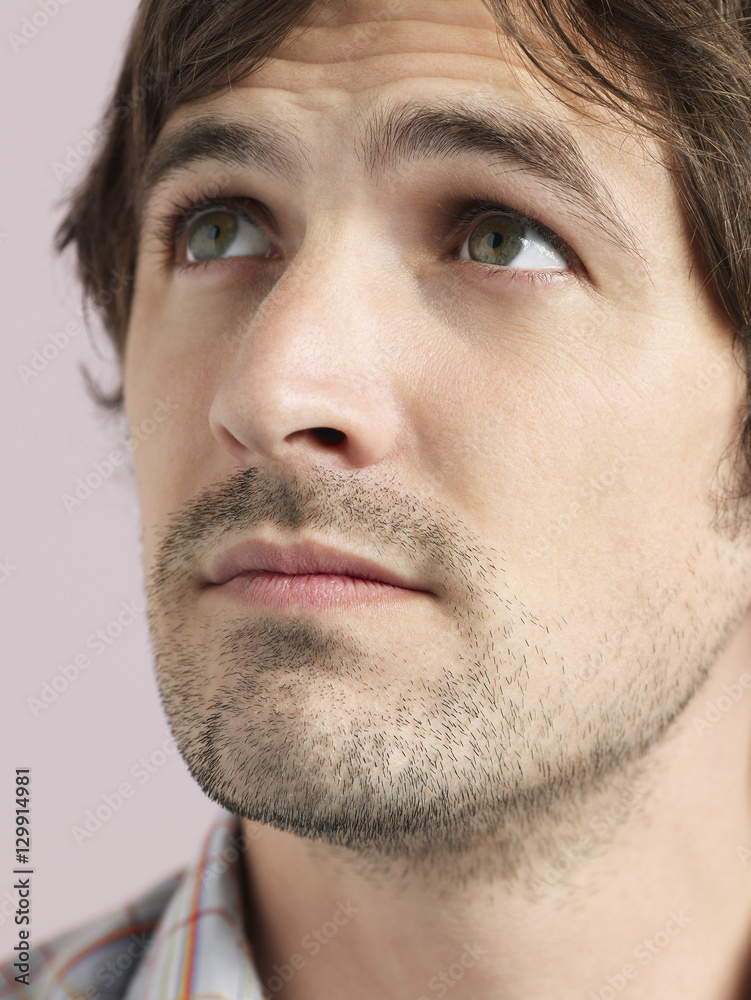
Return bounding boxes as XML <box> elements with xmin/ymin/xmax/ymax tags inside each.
<box><xmin>123</xmin><ymin>0</ymin><xmax>751</xmax><ymax>996</ymax></box>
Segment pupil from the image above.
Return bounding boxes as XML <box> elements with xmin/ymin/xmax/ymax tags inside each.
<box><xmin>469</xmin><ymin>215</ymin><xmax>524</xmax><ymax>265</ymax></box>
<box><xmin>187</xmin><ymin>211</ymin><xmax>238</xmax><ymax>261</ymax></box>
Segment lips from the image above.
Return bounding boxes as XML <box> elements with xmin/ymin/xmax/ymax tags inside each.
<box><xmin>204</xmin><ymin>539</ymin><xmax>428</xmax><ymax>593</ymax></box>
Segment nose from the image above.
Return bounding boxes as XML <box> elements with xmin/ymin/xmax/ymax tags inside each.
<box><xmin>208</xmin><ymin>237</ymin><xmax>404</xmax><ymax>473</ymax></box>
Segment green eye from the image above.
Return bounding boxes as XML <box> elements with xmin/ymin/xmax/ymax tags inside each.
<box><xmin>185</xmin><ymin>208</ymin><xmax>272</xmax><ymax>262</ymax></box>
<box><xmin>467</xmin><ymin>215</ymin><xmax>525</xmax><ymax>265</ymax></box>
<box><xmin>188</xmin><ymin>211</ymin><xmax>237</xmax><ymax>260</ymax></box>
<box><xmin>459</xmin><ymin>211</ymin><xmax>568</xmax><ymax>271</ymax></box>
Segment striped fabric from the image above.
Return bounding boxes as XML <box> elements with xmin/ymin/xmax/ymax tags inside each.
<box><xmin>0</xmin><ymin>808</ymin><xmax>271</xmax><ymax>1000</ymax></box>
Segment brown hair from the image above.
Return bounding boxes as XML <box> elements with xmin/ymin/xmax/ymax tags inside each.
<box><xmin>55</xmin><ymin>0</ymin><xmax>751</xmax><ymax>517</ymax></box>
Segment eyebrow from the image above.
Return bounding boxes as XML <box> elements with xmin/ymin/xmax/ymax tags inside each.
<box><xmin>138</xmin><ymin>117</ymin><xmax>308</xmax><ymax>218</ymax></box>
<box><xmin>138</xmin><ymin>98</ymin><xmax>642</xmax><ymax>257</ymax></box>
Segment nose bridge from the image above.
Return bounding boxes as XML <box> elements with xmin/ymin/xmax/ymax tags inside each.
<box><xmin>208</xmin><ymin>213</ymin><xmax>405</xmax><ymax>470</ymax></box>
<box><xmin>267</xmin><ymin>214</ymin><xmax>386</xmax><ymax>356</ymax></box>
<box><xmin>236</xmin><ymin>214</ymin><xmax>398</xmax><ymax>394</ymax></box>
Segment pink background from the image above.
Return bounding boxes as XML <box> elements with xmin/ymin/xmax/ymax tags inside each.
<box><xmin>0</xmin><ymin>1</ymin><xmax>218</xmax><ymax>958</ymax></box>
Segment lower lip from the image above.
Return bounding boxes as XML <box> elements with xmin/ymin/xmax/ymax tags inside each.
<box><xmin>216</xmin><ymin>571</ymin><xmax>425</xmax><ymax>611</ymax></box>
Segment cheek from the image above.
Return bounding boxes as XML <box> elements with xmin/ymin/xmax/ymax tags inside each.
<box><xmin>124</xmin><ymin>289</ymin><xmax>232</xmax><ymax>530</ymax></box>
<box><xmin>421</xmin><ymin>311</ymin><xmax>742</xmax><ymax>605</ymax></box>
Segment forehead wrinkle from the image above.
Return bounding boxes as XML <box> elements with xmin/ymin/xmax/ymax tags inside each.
<box><xmin>356</xmin><ymin>96</ymin><xmax>643</xmax><ymax>258</ymax></box>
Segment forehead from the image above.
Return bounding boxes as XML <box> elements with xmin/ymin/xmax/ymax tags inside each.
<box><xmin>161</xmin><ymin>0</ymin><xmax>652</xmax><ymax>156</ymax></box>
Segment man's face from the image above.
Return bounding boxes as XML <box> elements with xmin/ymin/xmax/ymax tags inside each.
<box><xmin>123</xmin><ymin>0</ymin><xmax>751</xmax><ymax>883</ymax></box>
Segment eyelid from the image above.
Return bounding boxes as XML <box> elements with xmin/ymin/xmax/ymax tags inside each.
<box><xmin>150</xmin><ymin>188</ymin><xmax>582</xmax><ymax>278</ymax></box>
<box><xmin>443</xmin><ymin>197</ymin><xmax>581</xmax><ymax>271</ymax></box>
<box><xmin>152</xmin><ymin>194</ymin><xmax>276</xmax><ymax>269</ymax></box>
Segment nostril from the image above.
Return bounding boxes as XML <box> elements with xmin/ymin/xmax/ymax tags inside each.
<box><xmin>313</xmin><ymin>426</ymin><xmax>346</xmax><ymax>445</ymax></box>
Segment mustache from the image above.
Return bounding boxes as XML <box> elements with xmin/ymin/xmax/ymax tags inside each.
<box><xmin>145</xmin><ymin>465</ymin><xmax>494</xmax><ymax>605</ymax></box>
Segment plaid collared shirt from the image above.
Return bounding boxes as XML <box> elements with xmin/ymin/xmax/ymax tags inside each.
<box><xmin>0</xmin><ymin>808</ymin><xmax>272</xmax><ymax>1000</ymax></box>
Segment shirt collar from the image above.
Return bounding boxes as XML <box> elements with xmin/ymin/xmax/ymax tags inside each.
<box><xmin>122</xmin><ymin>806</ymin><xmax>271</xmax><ymax>1000</ymax></box>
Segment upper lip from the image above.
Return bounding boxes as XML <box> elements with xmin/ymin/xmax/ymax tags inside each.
<box><xmin>204</xmin><ymin>538</ymin><xmax>429</xmax><ymax>592</ymax></box>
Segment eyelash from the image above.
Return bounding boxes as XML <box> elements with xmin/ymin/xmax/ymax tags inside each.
<box><xmin>152</xmin><ymin>194</ymin><xmax>262</xmax><ymax>272</ymax></box>
<box><xmin>444</xmin><ymin>197</ymin><xmax>580</xmax><ymax>283</ymax></box>
<box><xmin>152</xmin><ymin>191</ymin><xmax>579</xmax><ymax>287</ymax></box>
